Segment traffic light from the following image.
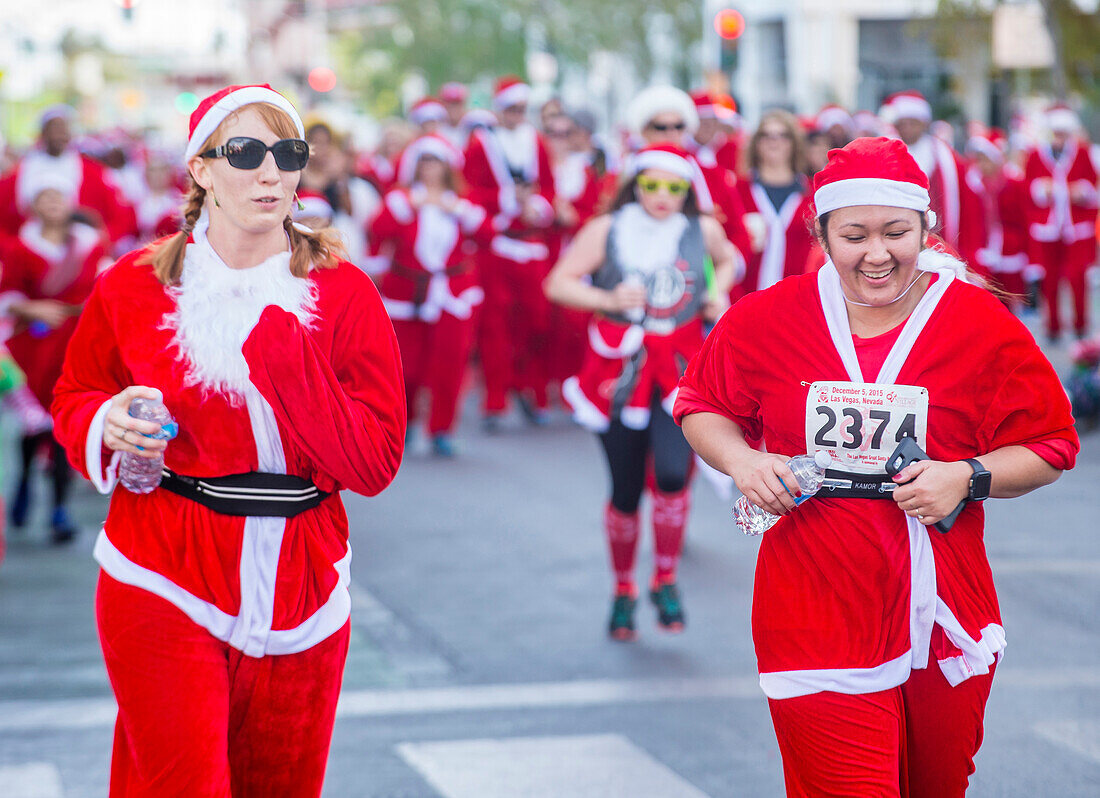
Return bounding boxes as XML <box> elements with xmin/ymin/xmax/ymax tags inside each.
<box><xmin>714</xmin><ymin>9</ymin><xmax>744</xmax><ymax>73</ymax></box>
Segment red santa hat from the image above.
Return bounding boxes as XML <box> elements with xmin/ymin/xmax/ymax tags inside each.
<box><xmin>493</xmin><ymin>76</ymin><xmax>531</xmax><ymax>111</ymax></box>
<box><xmin>965</xmin><ymin>128</ymin><xmax>1007</xmax><ymax>163</ymax></box>
<box><xmin>408</xmin><ymin>97</ymin><xmax>447</xmax><ymax>126</ymax></box>
<box><xmin>185</xmin><ymin>84</ymin><xmax>304</xmax><ymax>160</ymax></box>
<box><xmin>396</xmin><ymin>134</ymin><xmax>464</xmax><ymax>186</ymax></box>
<box><xmin>816</xmin><ymin>104</ymin><xmax>855</xmax><ymax>135</ymax></box>
<box><xmin>882</xmin><ymin>90</ymin><xmax>933</xmax><ymax>124</ymax></box>
<box><xmin>293</xmin><ymin>188</ymin><xmax>334</xmax><ymax>223</ymax></box>
<box><xmin>714</xmin><ymin>94</ymin><xmax>739</xmax><ymax>125</ymax></box>
<box><xmin>626</xmin><ymin>86</ymin><xmax>699</xmax><ymax>136</ymax></box>
<box><xmin>629</xmin><ymin>143</ymin><xmax>713</xmax><ymax>212</ymax></box>
<box><xmin>439</xmin><ymin>82</ymin><xmax>469</xmax><ymax>103</ymax></box>
<box><xmin>812</xmin><ymin>137</ymin><xmax>930</xmax><ymax>218</ymax></box>
<box><xmin>690</xmin><ymin>90</ymin><xmax>719</xmax><ymax>120</ymax></box>
<box><xmin>1045</xmin><ymin>103</ymin><xmax>1079</xmax><ymax>134</ymax></box>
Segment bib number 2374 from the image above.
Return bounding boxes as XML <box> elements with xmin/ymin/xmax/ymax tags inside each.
<box><xmin>805</xmin><ymin>381</ymin><xmax>929</xmax><ymax>473</ymax></box>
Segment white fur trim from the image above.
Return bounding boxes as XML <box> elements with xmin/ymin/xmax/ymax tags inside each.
<box><xmin>612</xmin><ymin>203</ymin><xmax>688</xmax><ymax>280</ymax></box>
<box><xmin>16</xmin><ymin>150</ymin><xmax>81</xmax><ymax>210</ymax></box>
<box><xmin>385</xmin><ymin>190</ymin><xmax>415</xmax><ymax>225</ymax></box>
<box><xmin>490</xmin><ymin>235</ymin><xmax>548</xmax><ymax>263</ymax></box>
<box><xmin>965</xmin><ymin>136</ymin><xmax>1003</xmax><ymax>163</ymax></box>
<box><xmin>619</xmin><ymin>405</ymin><xmax>651</xmax><ymax>430</ymax></box>
<box><xmin>409</xmin><ymin>101</ymin><xmax>447</xmax><ymax>126</ymax></box>
<box><xmin>627</xmin><ymin>86</ymin><xmax>699</xmax><ymax>135</ymax></box>
<box><xmin>814</xmin><ymin>177</ymin><xmax>930</xmax><ymax>216</ymax></box>
<box><xmin>632</xmin><ymin>150</ymin><xmax>695</xmax><ymax>181</ymax></box>
<box><xmin>160</xmin><ymin>216</ymin><xmax>316</xmax><ymax>405</ymax></box>
<box><xmin>760</xmin><ymin>648</ymin><xmax>913</xmax><ymax>699</ymax></box>
<box><xmin>493</xmin><ymin>82</ymin><xmax>530</xmax><ymax>111</ymax></box>
<box><xmin>889</xmin><ymin>95</ymin><xmax>932</xmax><ymax>123</ymax></box>
<box><xmin>587</xmin><ymin>319</ymin><xmax>645</xmax><ymax>359</ymax></box>
<box><xmin>816</xmin><ymin>107</ymin><xmax>855</xmax><ymax>134</ymax></box>
<box><xmin>397</xmin><ymin>136</ymin><xmax>463</xmax><ymax>187</ymax></box>
<box><xmin>294</xmin><ymin>195</ymin><xmax>333</xmax><ymax>222</ymax></box>
<box><xmin>362</xmin><ymin>254</ymin><xmax>391</xmax><ymax>275</ymax></box>
<box><xmin>1046</xmin><ymin>108</ymin><xmax>1079</xmax><ymax>134</ymax></box>
<box><xmin>86</xmin><ymin>398</ymin><xmax>122</xmax><ymax>495</ymax></box>
<box><xmin>185</xmin><ymin>87</ymin><xmax>304</xmax><ymax>160</ymax></box>
<box><xmin>562</xmin><ymin>375</ymin><xmax>609</xmax><ymax>432</ymax></box>
<box><xmin>750</xmin><ymin>183</ymin><xmax>804</xmax><ymax>291</ymax></box>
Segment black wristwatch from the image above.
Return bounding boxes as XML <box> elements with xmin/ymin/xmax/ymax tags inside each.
<box><xmin>964</xmin><ymin>458</ymin><xmax>992</xmax><ymax>502</ymax></box>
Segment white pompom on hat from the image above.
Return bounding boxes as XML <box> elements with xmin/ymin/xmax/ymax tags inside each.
<box><xmin>185</xmin><ymin>84</ymin><xmax>304</xmax><ymax>160</ymax></box>
<box><xmin>626</xmin><ymin>86</ymin><xmax>699</xmax><ymax>136</ymax></box>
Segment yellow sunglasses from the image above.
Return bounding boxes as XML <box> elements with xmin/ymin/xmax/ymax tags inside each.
<box><xmin>637</xmin><ymin>177</ymin><xmax>691</xmax><ymax>196</ymax></box>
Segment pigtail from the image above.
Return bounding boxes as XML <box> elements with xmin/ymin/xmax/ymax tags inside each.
<box><xmin>283</xmin><ymin>216</ymin><xmax>347</xmax><ymax>277</ymax></box>
<box><xmin>139</xmin><ymin>181</ymin><xmax>207</xmax><ymax>286</ymax></box>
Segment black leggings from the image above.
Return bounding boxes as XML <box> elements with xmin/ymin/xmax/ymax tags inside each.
<box><xmin>19</xmin><ymin>431</ymin><xmax>73</xmax><ymax>509</ymax></box>
<box><xmin>598</xmin><ymin>399</ymin><xmax>693</xmax><ymax>514</ymax></box>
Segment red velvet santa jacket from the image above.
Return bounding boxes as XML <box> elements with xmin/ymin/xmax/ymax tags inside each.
<box><xmin>965</xmin><ymin>164</ymin><xmax>1030</xmax><ymax>276</ymax></box>
<box><xmin>1023</xmin><ymin>139</ymin><xmax>1099</xmax><ymax>245</ymax></box>
<box><xmin>675</xmin><ymin>260</ymin><xmax>1077</xmax><ymax>698</ymax></box>
<box><xmin>733</xmin><ymin>178</ymin><xmax>815</xmax><ymax>299</ymax></box>
<box><xmin>910</xmin><ymin>135</ymin><xmax>985</xmax><ymax>269</ymax></box>
<box><xmin>367</xmin><ymin>187</ymin><xmax>490</xmax><ymax>322</ymax></box>
<box><xmin>1</xmin><ymin>221</ymin><xmax>105</xmax><ymax>407</ymax></box>
<box><xmin>52</xmin><ymin>232</ymin><xmax>405</xmax><ymax>657</ymax></box>
<box><xmin>0</xmin><ymin>150</ymin><xmax>136</xmax><ymax>245</ymax></box>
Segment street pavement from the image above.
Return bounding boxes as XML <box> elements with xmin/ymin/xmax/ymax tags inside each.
<box><xmin>0</xmin><ymin>329</ymin><xmax>1098</xmax><ymax>797</ymax></box>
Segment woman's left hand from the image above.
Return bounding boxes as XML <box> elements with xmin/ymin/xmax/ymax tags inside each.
<box><xmin>702</xmin><ymin>292</ymin><xmax>730</xmax><ymax>323</ymax></box>
<box><xmin>891</xmin><ymin>459</ymin><xmax>972</xmax><ymax>525</ymax></box>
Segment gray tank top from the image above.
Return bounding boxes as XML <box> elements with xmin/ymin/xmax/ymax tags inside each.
<box><xmin>595</xmin><ymin>205</ymin><xmax>708</xmax><ymax>335</ymax></box>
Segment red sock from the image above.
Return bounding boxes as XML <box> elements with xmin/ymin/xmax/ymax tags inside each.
<box><xmin>652</xmin><ymin>487</ymin><xmax>690</xmax><ymax>585</ymax></box>
<box><xmin>604</xmin><ymin>503</ymin><xmax>640</xmax><ymax>594</ymax></box>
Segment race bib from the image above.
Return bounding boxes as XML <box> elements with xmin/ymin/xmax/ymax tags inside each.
<box><xmin>805</xmin><ymin>381</ymin><xmax>929</xmax><ymax>473</ymax></box>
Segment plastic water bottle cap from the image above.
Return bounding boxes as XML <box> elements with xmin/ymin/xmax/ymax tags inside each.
<box><xmin>814</xmin><ymin>450</ymin><xmax>833</xmax><ymax>469</ymax></box>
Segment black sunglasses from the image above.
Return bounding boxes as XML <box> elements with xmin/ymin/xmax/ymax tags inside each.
<box><xmin>648</xmin><ymin>121</ymin><xmax>686</xmax><ymax>133</ymax></box>
<box><xmin>201</xmin><ymin>137</ymin><xmax>310</xmax><ymax>171</ymax></box>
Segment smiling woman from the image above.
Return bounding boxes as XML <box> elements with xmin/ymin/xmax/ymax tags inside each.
<box><xmin>675</xmin><ymin>137</ymin><xmax>1079</xmax><ymax>797</ymax></box>
<box><xmin>51</xmin><ymin>84</ymin><xmax>406</xmax><ymax>797</ymax></box>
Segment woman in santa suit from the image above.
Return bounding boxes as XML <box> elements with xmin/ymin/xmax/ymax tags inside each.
<box><xmin>676</xmin><ymin>138</ymin><xmax>1077</xmax><ymax>797</ymax></box>
<box><xmin>734</xmin><ymin>109</ymin><xmax>816</xmax><ymax>303</ymax></box>
<box><xmin>51</xmin><ymin>85</ymin><xmax>405</xmax><ymax>797</ymax></box>
<box><xmin>545</xmin><ymin>144</ymin><xmax>736</xmax><ymax>640</ymax></box>
<box><xmin>368</xmin><ymin>134</ymin><xmax>489</xmax><ymax>456</ymax></box>
<box><xmin>2</xmin><ymin>172</ymin><xmax>108</xmax><ymax>543</ymax></box>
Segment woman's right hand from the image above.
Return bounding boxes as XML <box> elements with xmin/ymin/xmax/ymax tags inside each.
<box><xmin>729</xmin><ymin>449</ymin><xmax>800</xmax><ymax>516</ymax></box>
<box><xmin>103</xmin><ymin>386</ymin><xmax>169</xmax><ymax>459</ymax></box>
<box><xmin>17</xmin><ymin>299</ymin><xmax>70</xmax><ymax>329</ymax></box>
<box><xmin>604</xmin><ymin>282</ymin><xmax>647</xmax><ymax>315</ymax></box>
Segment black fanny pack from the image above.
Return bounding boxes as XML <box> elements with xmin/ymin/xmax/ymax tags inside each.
<box><xmin>817</xmin><ymin>469</ymin><xmax>897</xmax><ymax>500</ymax></box>
<box><xmin>159</xmin><ymin>469</ymin><xmax>330</xmax><ymax>517</ymax></box>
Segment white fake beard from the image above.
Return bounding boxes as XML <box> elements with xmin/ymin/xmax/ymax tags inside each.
<box><xmin>613</xmin><ymin>202</ymin><xmax>688</xmax><ymax>277</ymax></box>
<box><xmin>162</xmin><ymin>240</ymin><xmax>317</xmax><ymax>406</ymax></box>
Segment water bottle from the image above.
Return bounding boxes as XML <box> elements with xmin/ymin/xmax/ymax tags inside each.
<box><xmin>621</xmin><ymin>272</ymin><xmax>646</xmax><ymax>324</ymax></box>
<box><xmin>733</xmin><ymin>451</ymin><xmax>833</xmax><ymax>536</ymax></box>
<box><xmin>119</xmin><ymin>397</ymin><xmax>179</xmax><ymax>494</ymax></box>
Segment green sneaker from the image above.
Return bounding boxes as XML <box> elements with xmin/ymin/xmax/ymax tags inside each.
<box><xmin>649</xmin><ymin>583</ymin><xmax>685</xmax><ymax>632</ymax></box>
<box><xmin>608</xmin><ymin>594</ymin><xmax>637</xmax><ymax>641</ymax></box>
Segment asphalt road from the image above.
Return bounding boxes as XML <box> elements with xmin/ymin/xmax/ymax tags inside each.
<box><xmin>0</xmin><ymin>327</ymin><xmax>1098</xmax><ymax>797</ymax></box>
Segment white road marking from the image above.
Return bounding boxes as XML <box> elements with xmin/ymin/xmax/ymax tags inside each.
<box><xmin>1033</xmin><ymin>720</ymin><xmax>1100</xmax><ymax>764</ymax></box>
<box><xmin>397</xmin><ymin>733</ymin><xmax>712</xmax><ymax>798</ymax></box>
<box><xmin>1</xmin><ymin>667</ymin><xmax>1097</xmax><ymax>733</ymax></box>
<box><xmin>0</xmin><ymin>762</ymin><xmax>64</xmax><ymax>798</ymax></box>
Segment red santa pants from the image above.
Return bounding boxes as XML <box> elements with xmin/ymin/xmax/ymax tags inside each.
<box><xmin>392</xmin><ymin>311</ymin><xmax>476</xmax><ymax>435</ymax></box>
<box><xmin>96</xmin><ymin>572</ymin><xmax>349</xmax><ymax>798</ymax></box>
<box><xmin>477</xmin><ymin>252</ymin><xmax>552</xmax><ymax>413</ymax></box>
<box><xmin>767</xmin><ymin>662</ymin><xmax>994</xmax><ymax>798</ymax></box>
<box><xmin>1032</xmin><ymin>238</ymin><xmax>1097</xmax><ymax>336</ymax></box>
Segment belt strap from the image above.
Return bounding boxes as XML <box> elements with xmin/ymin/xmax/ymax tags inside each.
<box><xmin>817</xmin><ymin>469</ymin><xmax>897</xmax><ymax>500</ymax></box>
<box><xmin>159</xmin><ymin>469</ymin><xmax>330</xmax><ymax>517</ymax></box>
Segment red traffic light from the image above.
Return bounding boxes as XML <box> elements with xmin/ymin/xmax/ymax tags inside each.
<box><xmin>714</xmin><ymin>9</ymin><xmax>745</xmax><ymax>40</ymax></box>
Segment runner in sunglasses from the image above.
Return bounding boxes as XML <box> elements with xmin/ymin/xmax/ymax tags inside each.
<box><xmin>52</xmin><ymin>84</ymin><xmax>406</xmax><ymax>797</ymax></box>
<box><xmin>544</xmin><ymin>143</ymin><xmax>736</xmax><ymax>640</ymax></box>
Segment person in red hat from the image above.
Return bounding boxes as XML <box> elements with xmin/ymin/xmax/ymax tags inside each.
<box><xmin>815</xmin><ymin>104</ymin><xmax>856</xmax><ymax>150</ymax></box>
<box><xmin>881</xmin><ymin>90</ymin><xmax>986</xmax><ymax>270</ymax></box>
<box><xmin>734</xmin><ymin>109</ymin><xmax>817</xmax><ymax>302</ymax></box>
<box><xmin>408</xmin><ymin>96</ymin><xmax>447</xmax><ymax>136</ymax></box>
<box><xmin>438</xmin><ymin>82</ymin><xmax>470</xmax><ymax>149</ymax></box>
<box><xmin>463</xmin><ymin>75</ymin><xmax>558</xmax><ymax>427</ymax></box>
<box><xmin>0</xmin><ymin>105</ymin><xmax>137</xmax><ymax>249</ymax></box>
<box><xmin>626</xmin><ymin>86</ymin><xmax>752</xmax><ymax>279</ymax></box>
<box><xmin>675</xmin><ymin>136</ymin><xmax>1077</xmax><ymax>797</ymax></box>
<box><xmin>1022</xmin><ymin>104</ymin><xmax>1099</xmax><ymax>340</ymax></box>
<box><xmin>688</xmin><ymin>90</ymin><xmax>741</xmax><ymax>179</ymax></box>
<box><xmin>545</xmin><ymin>143</ymin><xmax>737</xmax><ymax>640</ymax></box>
<box><xmin>964</xmin><ymin>128</ymin><xmax>1029</xmax><ymax>304</ymax></box>
<box><xmin>51</xmin><ymin>84</ymin><xmax>406</xmax><ymax>797</ymax></box>
<box><xmin>368</xmin><ymin>134</ymin><xmax>492</xmax><ymax>456</ymax></box>
<box><xmin>1</xmin><ymin>170</ymin><xmax>110</xmax><ymax>543</ymax></box>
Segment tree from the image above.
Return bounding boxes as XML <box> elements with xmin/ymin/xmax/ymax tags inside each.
<box><xmin>332</xmin><ymin>0</ymin><xmax>702</xmax><ymax>118</ymax></box>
